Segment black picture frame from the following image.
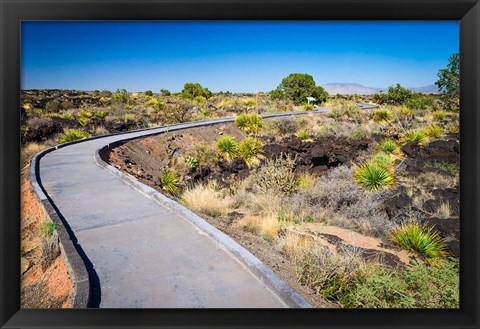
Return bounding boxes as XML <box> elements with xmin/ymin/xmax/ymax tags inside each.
<box><xmin>1</xmin><ymin>0</ymin><xmax>479</xmax><ymax>328</ymax></box>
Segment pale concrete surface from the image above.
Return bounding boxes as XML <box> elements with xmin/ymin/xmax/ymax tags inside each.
<box><xmin>38</xmin><ymin>113</ymin><xmax>325</xmax><ymax>308</ymax></box>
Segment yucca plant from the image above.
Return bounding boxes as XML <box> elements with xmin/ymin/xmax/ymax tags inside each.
<box><xmin>59</xmin><ymin>129</ymin><xmax>89</xmax><ymax>144</ymax></box>
<box><xmin>161</xmin><ymin>171</ymin><xmax>181</xmax><ymax>195</ymax></box>
<box><xmin>238</xmin><ymin>138</ymin><xmax>264</xmax><ymax>167</ymax></box>
<box><xmin>371</xmin><ymin>152</ymin><xmax>394</xmax><ymax>169</ymax></box>
<box><xmin>94</xmin><ymin>111</ymin><xmax>107</xmax><ymax>119</ymax></box>
<box><xmin>401</xmin><ymin>130</ymin><xmax>426</xmax><ymax>144</ymax></box>
<box><xmin>376</xmin><ymin>138</ymin><xmax>398</xmax><ymax>154</ymax></box>
<box><xmin>302</xmin><ymin>103</ymin><xmax>314</xmax><ymax>111</ymax></box>
<box><xmin>216</xmin><ymin>135</ymin><xmax>239</xmax><ymax>160</ymax></box>
<box><xmin>424</xmin><ymin>125</ymin><xmax>443</xmax><ymax>138</ymax></box>
<box><xmin>296</xmin><ymin>130</ymin><xmax>311</xmax><ymax>141</ymax></box>
<box><xmin>391</xmin><ymin>223</ymin><xmax>446</xmax><ymax>259</ymax></box>
<box><xmin>373</xmin><ymin>109</ymin><xmax>393</xmax><ymax>123</ymax></box>
<box><xmin>235</xmin><ymin>113</ymin><xmax>263</xmax><ymax>134</ymax></box>
<box><xmin>353</xmin><ymin>161</ymin><xmax>395</xmax><ymax>191</ymax></box>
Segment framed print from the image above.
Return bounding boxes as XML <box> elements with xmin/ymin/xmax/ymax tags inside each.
<box><xmin>1</xmin><ymin>0</ymin><xmax>479</xmax><ymax>328</ymax></box>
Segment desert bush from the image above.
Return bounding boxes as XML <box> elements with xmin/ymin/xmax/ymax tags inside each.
<box><xmin>113</xmin><ymin>89</ymin><xmax>129</xmax><ymax>104</ymax></box>
<box><xmin>253</xmin><ymin>155</ymin><xmax>298</xmax><ymax>196</ymax></box>
<box><xmin>373</xmin><ymin>109</ymin><xmax>393</xmax><ymax>123</ymax></box>
<box><xmin>145</xmin><ymin>98</ymin><xmax>158</xmax><ymax>107</ymax></box>
<box><xmin>144</xmin><ymin>90</ymin><xmax>153</xmax><ymax>96</ymax></box>
<box><xmin>185</xmin><ymin>156</ymin><xmax>200</xmax><ymax>170</ymax></box>
<box><xmin>269</xmin><ymin>118</ymin><xmax>299</xmax><ymax>135</ymax></box>
<box><xmin>188</xmin><ymin>144</ymin><xmax>218</xmax><ymax>168</ymax></box>
<box><xmin>433</xmin><ymin>111</ymin><xmax>446</xmax><ymax>121</ymax></box>
<box><xmin>21</xmin><ymin>142</ymin><xmax>47</xmax><ymax>168</ymax></box>
<box><xmin>404</xmin><ymin>93</ymin><xmax>434</xmax><ymax>110</ymax></box>
<box><xmin>302</xmin><ymin>103</ymin><xmax>314</xmax><ymax>111</ymax></box>
<box><xmin>391</xmin><ymin>223</ymin><xmax>446</xmax><ymax>259</ymax></box>
<box><xmin>39</xmin><ymin>221</ymin><xmax>60</xmax><ymax>270</ymax></box>
<box><xmin>160</xmin><ymin>89</ymin><xmax>171</xmax><ymax>96</ymax></box>
<box><xmin>341</xmin><ymin>259</ymin><xmax>459</xmax><ymax>308</ymax></box>
<box><xmin>94</xmin><ymin>111</ymin><xmax>107</xmax><ymax>119</ymax></box>
<box><xmin>373</xmin><ymin>84</ymin><xmax>413</xmax><ymax>105</ymax></box>
<box><xmin>401</xmin><ymin>130</ymin><xmax>426</xmax><ymax>144</ymax></box>
<box><xmin>216</xmin><ymin>135</ymin><xmax>239</xmax><ymax>160</ymax></box>
<box><xmin>238</xmin><ymin>138</ymin><xmax>264</xmax><ymax>167</ymax></box>
<box><xmin>296</xmin><ymin>130</ymin><xmax>311</xmax><ymax>141</ymax></box>
<box><xmin>371</xmin><ymin>153</ymin><xmax>394</xmax><ymax>169</ymax></box>
<box><xmin>298</xmin><ymin>173</ymin><xmax>316</xmax><ymax>191</ymax></box>
<box><xmin>182</xmin><ymin>184</ymin><xmax>227</xmax><ymax>217</ymax></box>
<box><xmin>235</xmin><ymin>113</ymin><xmax>263</xmax><ymax>134</ymax></box>
<box><xmin>376</xmin><ymin>138</ymin><xmax>398</xmax><ymax>154</ymax></box>
<box><xmin>354</xmin><ymin>162</ymin><xmax>395</xmax><ymax>191</ymax></box>
<box><xmin>424</xmin><ymin>125</ymin><xmax>443</xmax><ymax>138</ymax></box>
<box><xmin>434</xmin><ymin>202</ymin><xmax>452</xmax><ymax>219</ymax></box>
<box><xmin>58</xmin><ymin>129</ymin><xmax>89</xmax><ymax>144</ymax></box>
<box><xmin>59</xmin><ymin>112</ymin><xmax>74</xmax><ymax>120</ymax></box>
<box><xmin>161</xmin><ymin>171</ymin><xmax>181</xmax><ymax>195</ymax></box>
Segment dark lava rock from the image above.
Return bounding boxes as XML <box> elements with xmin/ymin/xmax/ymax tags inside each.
<box><xmin>192</xmin><ymin>166</ymin><xmax>212</xmax><ymax>181</ymax></box>
<box><xmin>25</xmin><ymin>117</ymin><xmax>62</xmax><ymax>142</ymax></box>
<box><xmin>383</xmin><ymin>187</ymin><xmax>414</xmax><ymax>220</ymax></box>
<box><xmin>423</xmin><ymin>217</ymin><xmax>460</xmax><ymax>240</ymax></box>
<box><xmin>423</xmin><ymin>187</ymin><xmax>459</xmax><ymax>217</ymax></box>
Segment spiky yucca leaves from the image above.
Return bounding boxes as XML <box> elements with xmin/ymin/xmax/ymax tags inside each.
<box><xmin>401</xmin><ymin>130</ymin><xmax>426</xmax><ymax>144</ymax></box>
<box><xmin>296</xmin><ymin>130</ymin><xmax>311</xmax><ymax>141</ymax></box>
<box><xmin>216</xmin><ymin>135</ymin><xmax>239</xmax><ymax>160</ymax></box>
<box><xmin>161</xmin><ymin>171</ymin><xmax>181</xmax><ymax>195</ymax></box>
<box><xmin>235</xmin><ymin>113</ymin><xmax>263</xmax><ymax>134</ymax></box>
<box><xmin>373</xmin><ymin>109</ymin><xmax>393</xmax><ymax>123</ymax></box>
<box><xmin>58</xmin><ymin>129</ymin><xmax>89</xmax><ymax>144</ymax></box>
<box><xmin>424</xmin><ymin>125</ymin><xmax>443</xmax><ymax>138</ymax></box>
<box><xmin>353</xmin><ymin>161</ymin><xmax>395</xmax><ymax>191</ymax></box>
<box><xmin>391</xmin><ymin>223</ymin><xmax>446</xmax><ymax>259</ymax></box>
<box><xmin>238</xmin><ymin>138</ymin><xmax>264</xmax><ymax>167</ymax></box>
<box><xmin>371</xmin><ymin>153</ymin><xmax>394</xmax><ymax>169</ymax></box>
<box><xmin>376</xmin><ymin>138</ymin><xmax>399</xmax><ymax>154</ymax></box>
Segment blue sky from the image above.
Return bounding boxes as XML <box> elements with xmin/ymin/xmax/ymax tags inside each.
<box><xmin>21</xmin><ymin>21</ymin><xmax>458</xmax><ymax>92</ymax></box>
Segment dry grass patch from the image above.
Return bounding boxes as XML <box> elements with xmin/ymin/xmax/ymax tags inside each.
<box><xmin>181</xmin><ymin>184</ymin><xmax>228</xmax><ymax>217</ymax></box>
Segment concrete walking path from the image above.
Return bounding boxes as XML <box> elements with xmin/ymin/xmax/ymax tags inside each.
<box><xmin>35</xmin><ymin>110</ymin><xmax>327</xmax><ymax>308</ymax></box>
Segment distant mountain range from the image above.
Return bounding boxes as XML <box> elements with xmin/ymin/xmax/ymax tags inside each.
<box><xmin>322</xmin><ymin>83</ymin><xmax>439</xmax><ymax>95</ymax></box>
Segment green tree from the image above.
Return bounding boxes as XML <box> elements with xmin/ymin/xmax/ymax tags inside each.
<box><xmin>435</xmin><ymin>53</ymin><xmax>459</xmax><ymax>111</ymax></box>
<box><xmin>160</xmin><ymin>89</ymin><xmax>171</xmax><ymax>96</ymax></box>
<box><xmin>181</xmin><ymin>82</ymin><xmax>212</xmax><ymax>100</ymax></box>
<box><xmin>373</xmin><ymin>84</ymin><xmax>412</xmax><ymax>105</ymax></box>
<box><xmin>272</xmin><ymin>73</ymin><xmax>328</xmax><ymax>105</ymax></box>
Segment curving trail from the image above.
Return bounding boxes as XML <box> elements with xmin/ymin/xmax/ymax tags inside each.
<box><xmin>32</xmin><ymin>110</ymin><xmax>327</xmax><ymax>308</ymax></box>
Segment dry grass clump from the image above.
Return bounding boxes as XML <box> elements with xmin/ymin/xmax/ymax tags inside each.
<box><xmin>21</xmin><ymin>142</ymin><xmax>48</xmax><ymax>169</ymax></box>
<box><xmin>236</xmin><ymin>214</ymin><xmax>280</xmax><ymax>241</ymax></box>
<box><xmin>417</xmin><ymin>172</ymin><xmax>455</xmax><ymax>189</ymax></box>
<box><xmin>434</xmin><ymin>202</ymin><xmax>452</xmax><ymax>219</ymax></box>
<box><xmin>182</xmin><ymin>184</ymin><xmax>228</xmax><ymax>217</ymax></box>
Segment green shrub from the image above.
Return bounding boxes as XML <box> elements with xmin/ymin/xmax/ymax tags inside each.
<box><xmin>341</xmin><ymin>259</ymin><xmax>459</xmax><ymax>308</ymax></box>
<box><xmin>391</xmin><ymin>223</ymin><xmax>446</xmax><ymax>259</ymax></box>
<box><xmin>238</xmin><ymin>138</ymin><xmax>264</xmax><ymax>166</ymax></box>
<box><xmin>59</xmin><ymin>129</ymin><xmax>89</xmax><ymax>143</ymax></box>
<box><xmin>404</xmin><ymin>93</ymin><xmax>434</xmax><ymax>110</ymax></box>
<box><xmin>424</xmin><ymin>125</ymin><xmax>443</xmax><ymax>138</ymax></box>
<box><xmin>113</xmin><ymin>89</ymin><xmax>129</xmax><ymax>104</ymax></box>
<box><xmin>302</xmin><ymin>103</ymin><xmax>314</xmax><ymax>111</ymax></box>
<box><xmin>354</xmin><ymin>161</ymin><xmax>394</xmax><ymax>191</ymax></box>
<box><xmin>254</xmin><ymin>155</ymin><xmax>299</xmax><ymax>195</ymax></box>
<box><xmin>161</xmin><ymin>171</ymin><xmax>181</xmax><ymax>195</ymax></box>
<box><xmin>194</xmin><ymin>95</ymin><xmax>207</xmax><ymax>104</ymax></box>
<box><xmin>94</xmin><ymin>111</ymin><xmax>107</xmax><ymax>119</ymax></box>
<box><xmin>235</xmin><ymin>113</ymin><xmax>263</xmax><ymax>134</ymax></box>
<box><xmin>144</xmin><ymin>90</ymin><xmax>153</xmax><ymax>96</ymax></box>
<box><xmin>155</xmin><ymin>101</ymin><xmax>166</xmax><ymax>111</ymax></box>
<box><xmin>296</xmin><ymin>130</ymin><xmax>311</xmax><ymax>141</ymax></box>
<box><xmin>145</xmin><ymin>98</ymin><xmax>158</xmax><ymax>107</ymax></box>
<box><xmin>59</xmin><ymin>112</ymin><xmax>74</xmax><ymax>120</ymax></box>
<box><xmin>401</xmin><ymin>130</ymin><xmax>426</xmax><ymax>144</ymax></box>
<box><xmin>372</xmin><ymin>84</ymin><xmax>413</xmax><ymax>105</ymax></box>
<box><xmin>181</xmin><ymin>82</ymin><xmax>212</xmax><ymax>100</ymax></box>
<box><xmin>160</xmin><ymin>89</ymin><xmax>171</xmax><ymax>96</ymax></box>
<box><xmin>433</xmin><ymin>111</ymin><xmax>446</xmax><ymax>121</ymax></box>
<box><xmin>272</xmin><ymin>73</ymin><xmax>328</xmax><ymax>105</ymax></box>
<box><xmin>40</xmin><ymin>221</ymin><xmax>58</xmax><ymax>238</ymax></box>
<box><xmin>373</xmin><ymin>109</ymin><xmax>393</xmax><ymax>123</ymax></box>
<box><xmin>186</xmin><ymin>156</ymin><xmax>200</xmax><ymax>170</ymax></box>
<box><xmin>376</xmin><ymin>138</ymin><xmax>398</xmax><ymax>154</ymax></box>
<box><xmin>216</xmin><ymin>135</ymin><xmax>239</xmax><ymax>160</ymax></box>
<box><xmin>371</xmin><ymin>153</ymin><xmax>394</xmax><ymax>169</ymax></box>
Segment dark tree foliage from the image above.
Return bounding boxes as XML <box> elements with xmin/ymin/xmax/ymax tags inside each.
<box><xmin>372</xmin><ymin>84</ymin><xmax>412</xmax><ymax>105</ymax></box>
<box><xmin>272</xmin><ymin>73</ymin><xmax>328</xmax><ymax>105</ymax></box>
<box><xmin>181</xmin><ymin>82</ymin><xmax>212</xmax><ymax>100</ymax></box>
<box><xmin>144</xmin><ymin>90</ymin><xmax>153</xmax><ymax>96</ymax></box>
<box><xmin>435</xmin><ymin>53</ymin><xmax>459</xmax><ymax>111</ymax></box>
<box><xmin>160</xmin><ymin>89</ymin><xmax>171</xmax><ymax>96</ymax></box>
